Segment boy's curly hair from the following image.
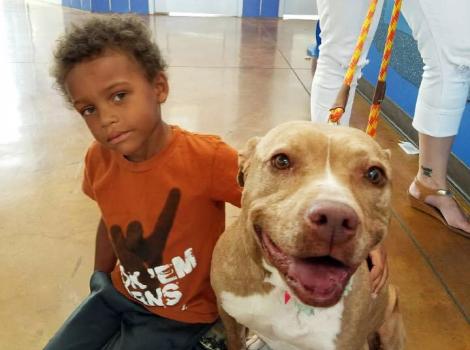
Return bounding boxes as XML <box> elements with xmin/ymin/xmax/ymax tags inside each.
<box><xmin>52</xmin><ymin>15</ymin><xmax>167</xmax><ymax>101</ymax></box>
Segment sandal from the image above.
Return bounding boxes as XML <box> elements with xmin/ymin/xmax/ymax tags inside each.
<box><xmin>408</xmin><ymin>178</ymin><xmax>470</xmax><ymax>239</ymax></box>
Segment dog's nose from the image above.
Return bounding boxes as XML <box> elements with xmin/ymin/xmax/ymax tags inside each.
<box><xmin>307</xmin><ymin>201</ymin><xmax>358</xmax><ymax>244</ymax></box>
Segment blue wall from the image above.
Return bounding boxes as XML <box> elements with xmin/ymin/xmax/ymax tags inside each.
<box><xmin>242</xmin><ymin>0</ymin><xmax>280</xmax><ymax>17</ymax></box>
<box><xmin>362</xmin><ymin>0</ymin><xmax>470</xmax><ymax>167</ymax></box>
<box><xmin>62</xmin><ymin>0</ymin><xmax>148</xmax><ymax>14</ymax></box>
<box><xmin>63</xmin><ymin>0</ymin><xmax>280</xmax><ymax>16</ymax></box>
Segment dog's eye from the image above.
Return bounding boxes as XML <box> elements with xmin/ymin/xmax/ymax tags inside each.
<box><xmin>271</xmin><ymin>154</ymin><xmax>291</xmax><ymax>170</ymax></box>
<box><xmin>365</xmin><ymin>166</ymin><xmax>385</xmax><ymax>185</ymax></box>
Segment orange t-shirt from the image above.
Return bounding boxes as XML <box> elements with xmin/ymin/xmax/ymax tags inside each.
<box><xmin>82</xmin><ymin>126</ymin><xmax>241</xmax><ymax>323</ymax></box>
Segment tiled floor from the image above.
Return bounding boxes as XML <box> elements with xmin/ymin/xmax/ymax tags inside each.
<box><xmin>0</xmin><ymin>1</ymin><xmax>469</xmax><ymax>349</ymax></box>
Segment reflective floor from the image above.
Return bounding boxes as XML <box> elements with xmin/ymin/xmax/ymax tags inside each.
<box><xmin>0</xmin><ymin>1</ymin><xmax>469</xmax><ymax>349</ymax></box>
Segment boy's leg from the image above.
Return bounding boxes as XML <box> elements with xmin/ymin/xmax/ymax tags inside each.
<box><xmin>44</xmin><ymin>272</ymin><xmax>122</xmax><ymax>350</ymax></box>
<box><xmin>105</xmin><ymin>308</ymin><xmax>214</xmax><ymax>350</ymax></box>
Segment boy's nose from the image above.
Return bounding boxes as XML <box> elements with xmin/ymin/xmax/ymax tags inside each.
<box><xmin>100</xmin><ymin>109</ymin><xmax>119</xmax><ymax>127</ymax></box>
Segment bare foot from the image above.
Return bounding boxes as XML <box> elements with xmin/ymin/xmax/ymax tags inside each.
<box><xmin>409</xmin><ymin>179</ymin><xmax>470</xmax><ymax>234</ymax></box>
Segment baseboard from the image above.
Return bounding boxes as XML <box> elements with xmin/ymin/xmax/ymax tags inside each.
<box><xmin>358</xmin><ymin>78</ymin><xmax>470</xmax><ymax>204</ymax></box>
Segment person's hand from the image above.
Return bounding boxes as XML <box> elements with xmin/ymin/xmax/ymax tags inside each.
<box><xmin>368</xmin><ymin>243</ymin><xmax>388</xmax><ymax>298</ymax></box>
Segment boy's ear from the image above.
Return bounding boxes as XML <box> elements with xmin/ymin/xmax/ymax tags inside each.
<box><xmin>153</xmin><ymin>72</ymin><xmax>169</xmax><ymax>103</ymax></box>
<box><xmin>237</xmin><ymin>136</ymin><xmax>260</xmax><ymax>187</ymax></box>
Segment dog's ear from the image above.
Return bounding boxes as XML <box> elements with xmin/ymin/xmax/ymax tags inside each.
<box><xmin>237</xmin><ymin>136</ymin><xmax>260</xmax><ymax>187</ymax></box>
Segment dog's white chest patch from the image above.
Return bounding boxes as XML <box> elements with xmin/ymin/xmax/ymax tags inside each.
<box><xmin>221</xmin><ymin>274</ymin><xmax>347</xmax><ymax>350</ymax></box>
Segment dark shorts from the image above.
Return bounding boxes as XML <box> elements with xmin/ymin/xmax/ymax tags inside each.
<box><xmin>44</xmin><ymin>272</ymin><xmax>226</xmax><ymax>350</ymax></box>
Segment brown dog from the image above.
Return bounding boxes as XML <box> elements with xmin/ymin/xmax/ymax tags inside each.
<box><xmin>211</xmin><ymin>121</ymin><xmax>405</xmax><ymax>350</ymax></box>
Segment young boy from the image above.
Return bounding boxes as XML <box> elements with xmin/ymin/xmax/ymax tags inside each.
<box><xmin>46</xmin><ymin>14</ymin><xmax>387</xmax><ymax>350</ymax></box>
<box><xmin>45</xmin><ymin>15</ymin><xmax>240</xmax><ymax>350</ymax></box>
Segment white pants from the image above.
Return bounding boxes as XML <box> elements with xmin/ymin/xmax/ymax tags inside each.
<box><xmin>310</xmin><ymin>0</ymin><xmax>470</xmax><ymax>137</ymax></box>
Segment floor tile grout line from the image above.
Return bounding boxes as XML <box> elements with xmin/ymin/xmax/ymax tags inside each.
<box><xmin>276</xmin><ymin>49</ymin><xmax>311</xmax><ymax>96</ymax></box>
<box><xmin>257</xmin><ymin>20</ymin><xmax>312</xmax><ymax>96</ymax></box>
<box><xmin>391</xmin><ymin>208</ymin><xmax>470</xmax><ymax>323</ymax></box>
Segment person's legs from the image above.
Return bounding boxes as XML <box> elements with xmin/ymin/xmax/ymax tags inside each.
<box><xmin>409</xmin><ymin>134</ymin><xmax>470</xmax><ymax>234</ymax></box>
<box><xmin>44</xmin><ymin>272</ymin><xmax>122</xmax><ymax>350</ymax></box>
<box><xmin>105</xmin><ymin>307</ymin><xmax>214</xmax><ymax>350</ymax></box>
<box><xmin>311</xmin><ymin>0</ymin><xmax>384</xmax><ymax>124</ymax></box>
<box><xmin>403</xmin><ymin>0</ymin><xmax>470</xmax><ymax>234</ymax></box>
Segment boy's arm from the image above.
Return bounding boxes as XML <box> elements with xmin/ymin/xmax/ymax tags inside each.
<box><xmin>210</xmin><ymin>141</ymin><xmax>242</xmax><ymax>207</ymax></box>
<box><xmin>94</xmin><ymin>218</ymin><xmax>117</xmax><ymax>273</ymax></box>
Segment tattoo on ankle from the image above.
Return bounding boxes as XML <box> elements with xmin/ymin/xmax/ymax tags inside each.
<box><xmin>421</xmin><ymin>166</ymin><xmax>433</xmax><ymax>177</ymax></box>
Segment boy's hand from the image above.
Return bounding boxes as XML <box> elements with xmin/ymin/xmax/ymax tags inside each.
<box><xmin>369</xmin><ymin>244</ymin><xmax>388</xmax><ymax>298</ymax></box>
<box><xmin>110</xmin><ymin>188</ymin><xmax>181</xmax><ymax>289</ymax></box>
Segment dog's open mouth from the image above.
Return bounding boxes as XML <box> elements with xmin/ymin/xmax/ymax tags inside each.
<box><xmin>255</xmin><ymin>225</ymin><xmax>355</xmax><ymax>307</ymax></box>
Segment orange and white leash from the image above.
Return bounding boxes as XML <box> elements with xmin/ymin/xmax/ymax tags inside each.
<box><xmin>328</xmin><ymin>0</ymin><xmax>403</xmax><ymax>138</ymax></box>
<box><xmin>366</xmin><ymin>0</ymin><xmax>402</xmax><ymax>137</ymax></box>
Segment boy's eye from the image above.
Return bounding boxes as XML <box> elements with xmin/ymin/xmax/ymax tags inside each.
<box><xmin>113</xmin><ymin>92</ymin><xmax>126</xmax><ymax>102</ymax></box>
<box><xmin>81</xmin><ymin>106</ymin><xmax>96</xmax><ymax>117</ymax></box>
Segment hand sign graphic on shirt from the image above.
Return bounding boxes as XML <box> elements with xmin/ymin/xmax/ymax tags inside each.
<box><xmin>109</xmin><ymin>188</ymin><xmax>181</xmax><ymax>291</ymax></box>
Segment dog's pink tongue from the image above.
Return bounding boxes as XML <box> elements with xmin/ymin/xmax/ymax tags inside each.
<box><xmin>288</xmin><ymin>258</ymin><xmax>349</xmax><ymax>294</ymax></box>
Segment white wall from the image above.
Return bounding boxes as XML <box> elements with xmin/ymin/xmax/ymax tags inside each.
<box><xmin>33</xmin><ymin>0</ymin><xmax>62</xmax><ymax>5</ymax></box>
<box><xmin>279</xmin><ymin>0</ymin><xmax>317</xmax><ymax>16</ymax></box>
<box><xmin>154</xmin><ymin>0</ymin><xmax>240</xmax><ymax>16</ymax></box>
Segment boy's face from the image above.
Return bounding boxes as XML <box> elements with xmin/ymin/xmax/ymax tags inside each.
<box><xmin>64</xmin><ymin>50</ymin><xmax>169</xmax><ymax>161</ymax></box>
